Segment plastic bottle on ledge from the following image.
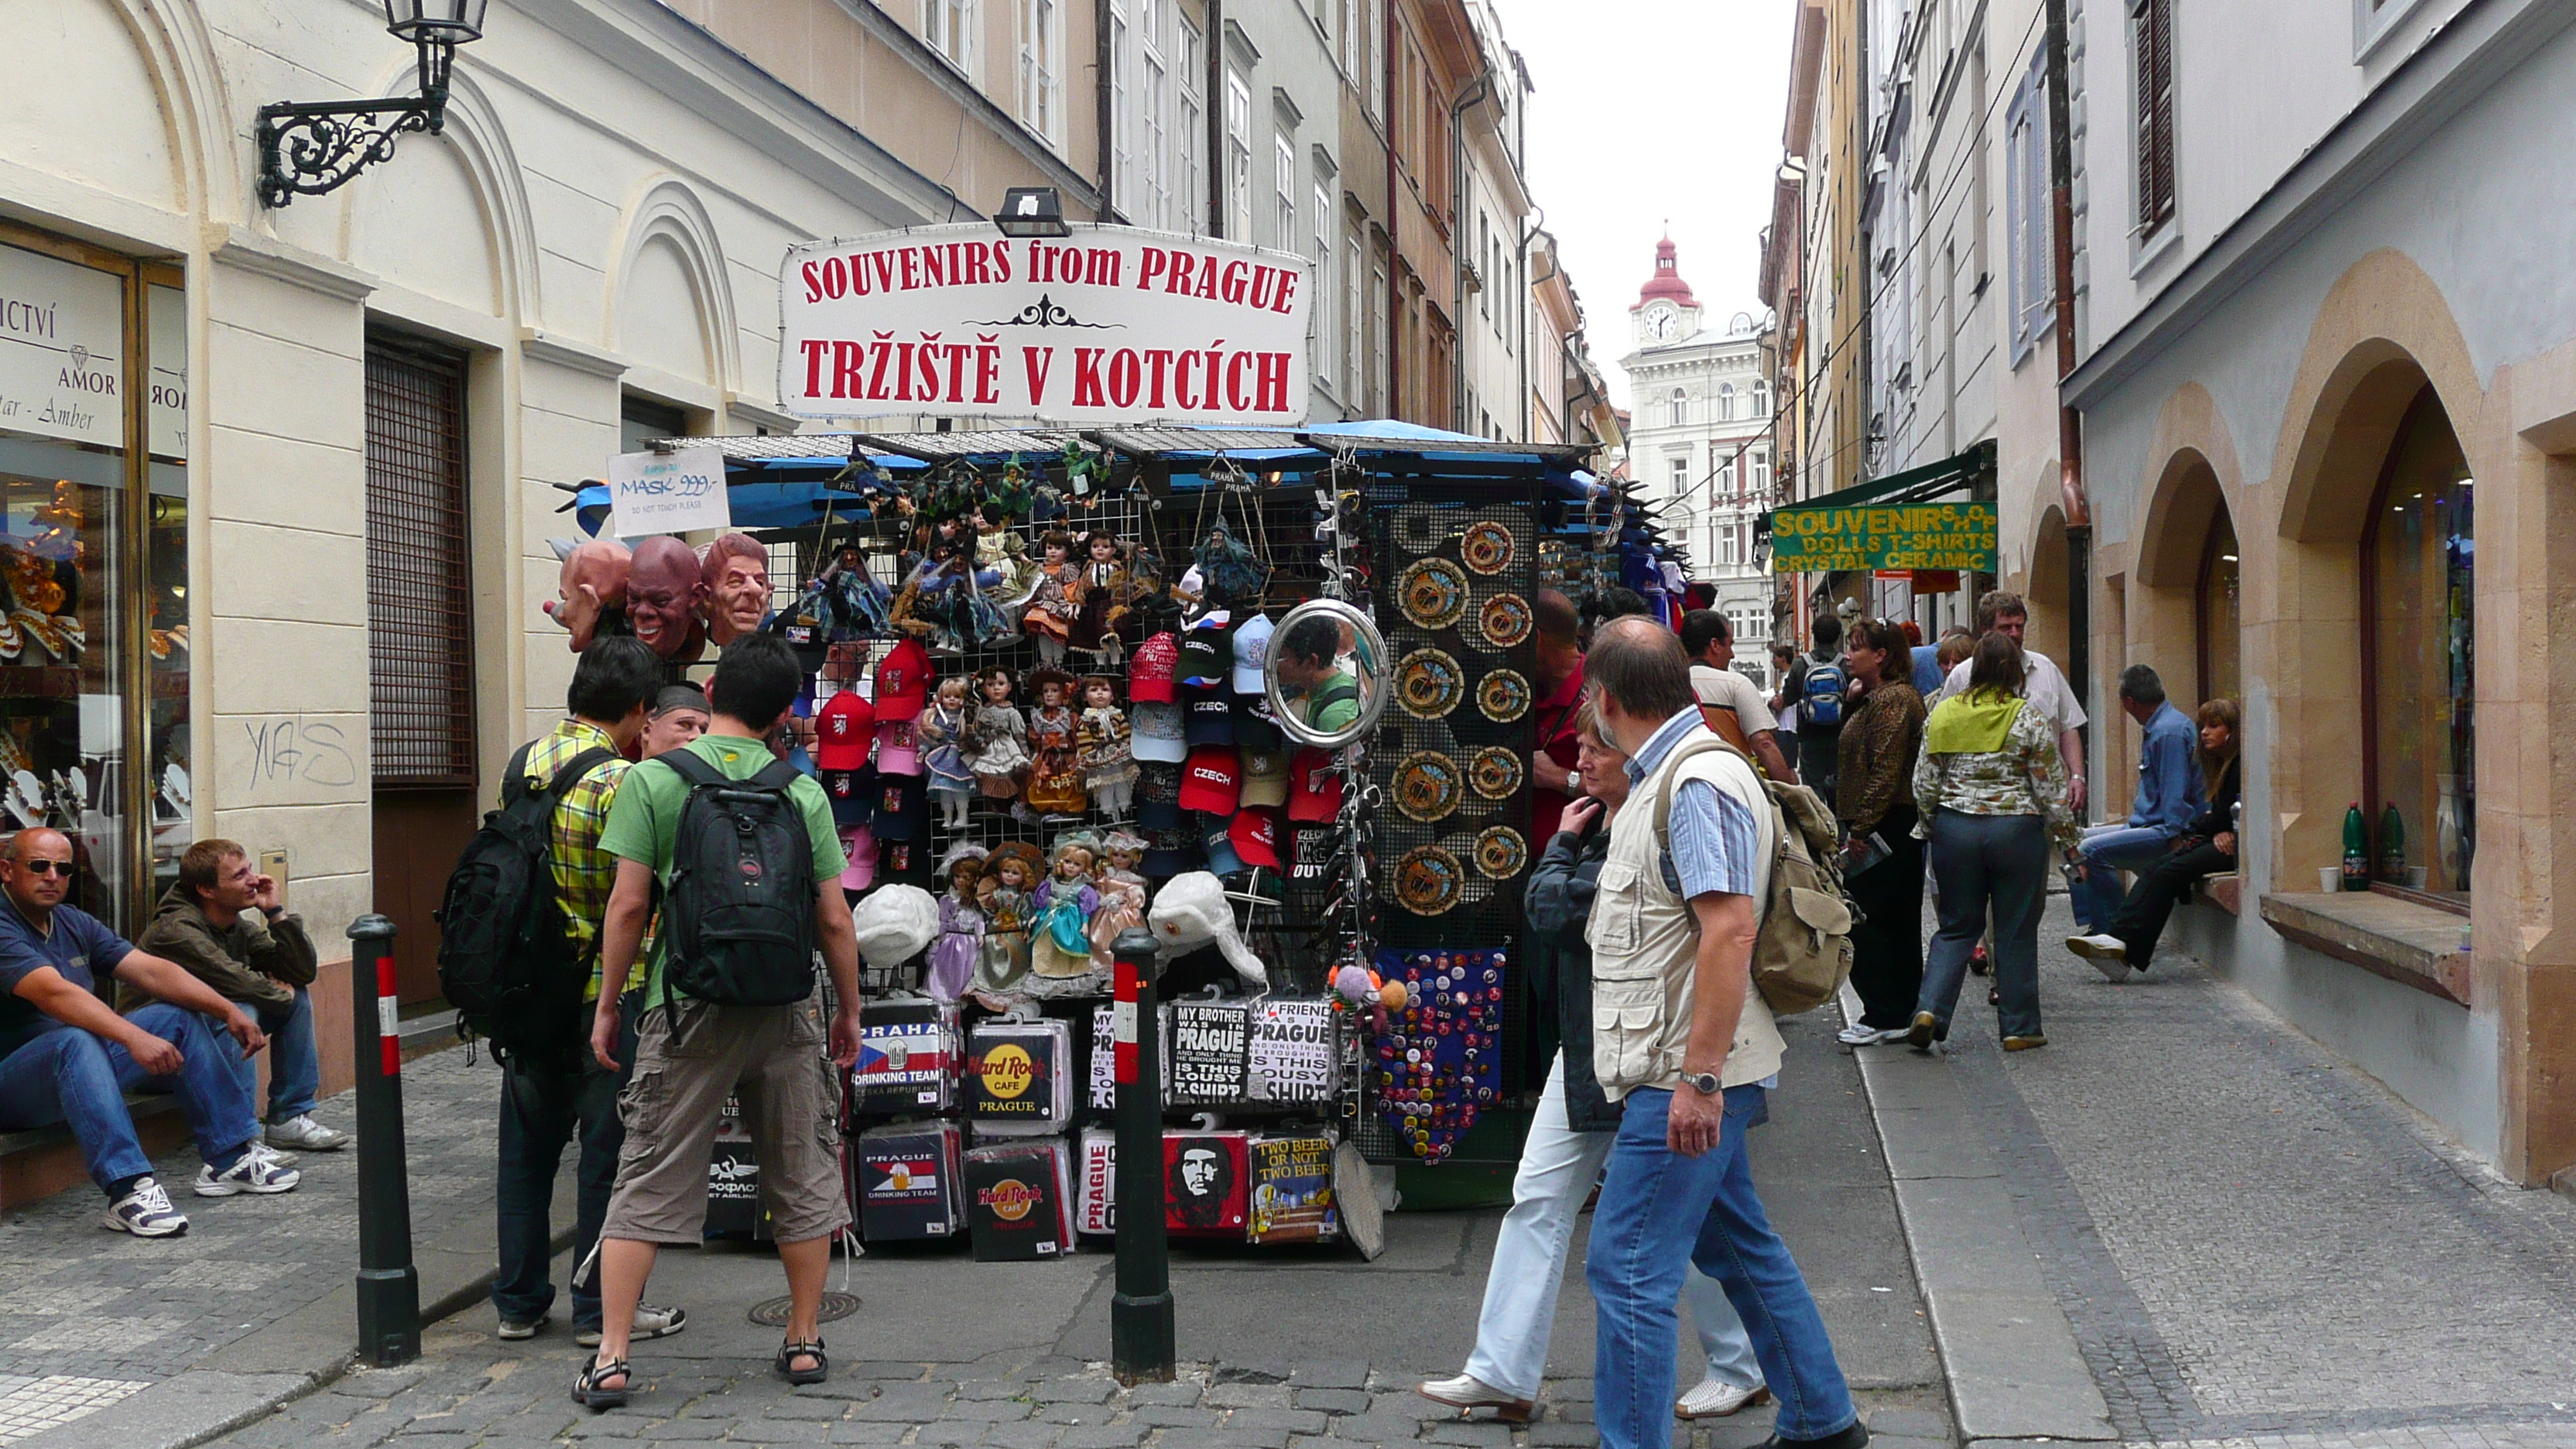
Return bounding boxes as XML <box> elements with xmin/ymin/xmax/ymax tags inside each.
<box><xmin>2341</xmin><ymin>803</ymin><xmax>2369</xmax><ymax>892</ymax></box>
<box><xmin>2379</xmin><ymin>802</ymin><xmax>2406</xmax><ymax>884</ymax></box>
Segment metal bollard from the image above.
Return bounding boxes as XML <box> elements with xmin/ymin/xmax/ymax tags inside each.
<box><xmin>345</xmin><ymin>915</ymin><xmax>420</xmax><ymax>1366</ymax></box>
<box><xmin>1108</xmin><ymin>926</ymin><xmax>1175</xmax><ymax>1384</ymax></box>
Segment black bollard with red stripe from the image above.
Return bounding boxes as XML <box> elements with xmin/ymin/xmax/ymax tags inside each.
<box><xmin>346</xmin><ymin>914</ymin><xmax>420</xmax><ymax>1366</ymax></box>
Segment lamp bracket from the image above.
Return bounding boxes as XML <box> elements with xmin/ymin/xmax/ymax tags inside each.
<box><xmin>255</xmin><ymin>40</ymin><xmax>454</xmax><ymax>208</ymax></box>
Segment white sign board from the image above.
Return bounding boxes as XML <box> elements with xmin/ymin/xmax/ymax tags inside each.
<box><xmin>778</xmin><ymin>223</ymin><xmax>1311</xmax><ymax>426</ymax></box>
<box><xmin>0</xmin><ymin>243</ymin><xmax>126</xmax><ymax>450</ymax></box>
<box><xmin>606</xmin><ymin>447</ymin><xmax>730</xmax><ymax>537</ymax></box>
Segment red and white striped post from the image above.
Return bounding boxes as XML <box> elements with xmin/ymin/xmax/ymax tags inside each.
<box><xmin>345</xmin><ymin>914</ymin><xmax>420</xmax><ymax>1365</ymax></box>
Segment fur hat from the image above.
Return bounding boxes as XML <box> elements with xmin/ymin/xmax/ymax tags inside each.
<box><xmin>851</xmin><ymin>884</ymin><xmax>939</xmax><ymax>969</ymax></box>
<box><xmin>1146</xmin><ymin>870</ymin><xmax>1268</xmax><ymax>988</ymax></box>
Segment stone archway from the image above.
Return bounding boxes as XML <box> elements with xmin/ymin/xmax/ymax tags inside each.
<box><xmin>2135</xmin><ymin>448</ymin><xmax>2234</xmax><ymax>708</ymax></box>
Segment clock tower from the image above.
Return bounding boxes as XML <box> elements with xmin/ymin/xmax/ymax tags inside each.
<box><xmin>1630</xmin><ymin>234</ymin><xmax>1702</xmax><ymax>345</ymax></box>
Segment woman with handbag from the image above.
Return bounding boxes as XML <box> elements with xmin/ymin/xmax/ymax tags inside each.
<box><xmin>1832</xmin><ymin>620</ymin><xmax>1928</xmax><ymax>1046</ymax></box>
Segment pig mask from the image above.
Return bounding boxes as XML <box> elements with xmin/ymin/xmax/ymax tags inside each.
<box><xmin>626</xmin><ymin>536</ymin><xmax>708</xmax><ymax>663</ymax></box>
<box><xmin>544</xmin><ymin>539</ymin><xmax>632</xmax><ymax>653</ymax></box>
<box><xmin>701</xmin><ymin>532</ymin><xmax>771</xmax><ymax>646</ymax></box>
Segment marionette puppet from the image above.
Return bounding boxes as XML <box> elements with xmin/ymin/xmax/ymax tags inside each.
<box><xmin>1022</xmin><ymin>666</ymin><xmax>1088</xmax><ymax>818</ymax></box>
<box><xmin>964</xmin><ymin>666</ymin><xmax>1031</xmax><ymax>800</ymax></box>
<box><xmin>1076</xmin><ymin>675</ymin><xmax>1136</xmax><ymax>821</ymax></box>
<box><xmin>919</xmin><ymin>675</ymin><xmax>978</xmax><ymax>828</ymax></box>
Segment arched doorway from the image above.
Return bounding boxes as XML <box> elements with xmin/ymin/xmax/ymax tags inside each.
<box><xmin>2362</xmin><ymin>387</ymin><xmax>2475</xmax><ymax>897</ymax></box>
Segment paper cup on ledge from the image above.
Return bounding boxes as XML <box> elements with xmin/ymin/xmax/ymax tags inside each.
<box><xmin>2406</xmin><ymin>865</ymin><xmax>2429</xmax><ymax>890</ymax></box>
<box><xmin>2318</xmin><ymin>866</ymin><xmax>2341</xmax><ymax>893</ymax></box>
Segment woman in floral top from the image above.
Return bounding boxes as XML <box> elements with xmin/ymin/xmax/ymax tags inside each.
<box><xmin>1908</xmin><ymin>633</ymin><xmax>2081</xmax><ymax>1053</ymax></box>
<box><xmin>1833</xmin><ymin>620</ymin><xmax>1929</xmax><ymax>1044</ymax></box>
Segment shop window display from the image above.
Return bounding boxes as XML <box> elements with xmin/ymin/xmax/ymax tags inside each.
<box><xmin>2365</xmin><ymin>390</ymin><xmax>2475</xmax><ymax>899</ymax></box>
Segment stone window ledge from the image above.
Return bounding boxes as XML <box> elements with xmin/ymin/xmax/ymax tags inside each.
<box><xmin>2192</xmin><ymin>873</ymin><xmax>2242</xmax><ymax>915</ymax></box>
<box><xmin>2258</xmin><ymin>890</ymin><xmax>2471</xmax><ymax>1006</ymax></box>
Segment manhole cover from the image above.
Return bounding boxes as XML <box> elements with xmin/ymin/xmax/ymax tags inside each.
<box><xmin>747</xmin><ymin>1291</ymin><xmax>861</xmax><ymax>1327</ymax></box>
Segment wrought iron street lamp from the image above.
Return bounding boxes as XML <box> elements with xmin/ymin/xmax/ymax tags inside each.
<box><xmin>255</xmin><ymin>1</ymin><xmax>490</xmax><ymax>208</ymax></box>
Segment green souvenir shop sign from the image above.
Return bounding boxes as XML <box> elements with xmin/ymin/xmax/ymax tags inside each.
<box><xmin>1767</xmin><ymin>498</ymin><xmax>1997</xmax><ymax>574</ymax></box>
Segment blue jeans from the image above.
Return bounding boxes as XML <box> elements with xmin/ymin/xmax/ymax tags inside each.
<box><xmin>1587</xmin><ymin>1087</ymin><xmax>1855</xmax><ymax>1449</ymax></box>
<box><xmin>0</xmin><ymin>1005</ymin><xmax>260</xmax><ymax>1194</ymax></box>
<box><xmin>1923</xmin><ymin>811</ymin><xmax>2050</xmax><ymax>1038</ymax></box>
<box><xmin>2076</xmin><ymin>824</ymin><xmax>2174</xmax><ymax>931</ymax></box>
<box><xmin>492</xmin><ymin>1002</ymin><xmax>637</xmax><ymax>1330</ymax></box>
<box><xmin>226</xmin><ymin>988</ymin><xmax>320</xmax><ymax>1124</ymax></box>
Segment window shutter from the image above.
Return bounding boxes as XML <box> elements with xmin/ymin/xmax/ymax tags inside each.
<box><xmin>2136</xmin><ymin>0</ymin><xmax>2176</xmax><ymax>231</ymax></box>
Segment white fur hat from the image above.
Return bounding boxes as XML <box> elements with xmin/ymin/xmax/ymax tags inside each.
<box><xmin>851</xmin><ymin>883</ymin><xmax>939</xmax><ymax>969</ymax></box>
<box><xmin>1146</xmin><ymin>870</ymin><xmax>1268</xmax><ymax>988</ymax></box>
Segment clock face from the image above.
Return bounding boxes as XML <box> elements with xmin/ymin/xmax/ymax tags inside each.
<box><xmin>1644</xmin><ymin>305</ymin><xmax>1676</xmax><ymax>340</ymax></box>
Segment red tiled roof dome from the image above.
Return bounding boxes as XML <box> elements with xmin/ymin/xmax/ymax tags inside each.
<box><xmin>1632</xmin><ymin>235</ymin><xmax>1698</xmax><ymax>310</ymax></box>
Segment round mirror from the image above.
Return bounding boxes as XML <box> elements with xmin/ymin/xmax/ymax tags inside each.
<box><xmin>1264</xmin><ymin>598</ymin><xmax>1390</xmax><ymax>750</ymax></box>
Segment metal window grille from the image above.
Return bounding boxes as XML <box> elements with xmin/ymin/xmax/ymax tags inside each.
<box><xmin>365</xmin><ymin>334</ymin><xmax>477</xmax><ymax>786</ymax></box>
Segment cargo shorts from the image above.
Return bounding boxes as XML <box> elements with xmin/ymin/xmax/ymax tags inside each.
<box><xmin>598</xmin><ymin>995</ymin><xmax>849</xmax><ymax>1245</ymax></box>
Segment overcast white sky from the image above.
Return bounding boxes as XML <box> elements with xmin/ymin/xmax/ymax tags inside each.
<box><xmin>1488</xmin><ymin>0</ymin><xmax>1796</xmax><ymax>413</ymax></box>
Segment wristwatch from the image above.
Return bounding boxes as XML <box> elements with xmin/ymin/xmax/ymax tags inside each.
<box><xmin>1682</xmin><ymin>1070</ymin><xmax>1722</xmax><ymax>1096</ymax></box>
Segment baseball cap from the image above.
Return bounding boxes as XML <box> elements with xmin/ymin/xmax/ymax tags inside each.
<box><xmin>1132</xmin><ymin>700</ymin><xmax>1187</xmax><ymax>763</ymax></box>
<box><xmin>1287</xmin><ymin>823</ymin><xmax>1335</xmax><ymax>882</ymax></box>
<box><xmin>1228</xmin><ymin>808</ymin><xmax>1283</xmax><ymax>870</ymax></box>
<box><xmin>838</xmin><ymin>822</ymin><xmax>878</xmax><ymax>890</ymax></box>
<box><xmin>1183</xmin><ymin>688</ymin><xmax>1235</xmax><ymax>747</ymax></box>
<box><xmin>872</xmin><ymin>772</ymin><xmax>928</xmax><ymax>841</ymax></box>
<box><xmin>1177</xmin><ymin>745</ymin><xmax>1242</xmax><ymax>814</ymax></box>
<box><xmin>1141</xmin><ymin>824</ymin><xmax>1197</xmax><ymax>879</ymax></box>
<box><xmin>873</xmin><ymin>637</ymin><xmax>930</xmax><ymax>721</ymax></box>
<box><xmin>1238</xmin><ymin>746</ymin><xmax>1289</xmax><ymax>808</ymax></box>
<box><xmin>876</xmin><ymin>835</ymin><xmax>933</xmax><ymax>888</ymax></box>
<box><xmin>874</xmin><ymin>717</ymin><xmax>922</xmax><ymax>776</ymax></box>
<box><xmin>1129</xmin><ymin>632</ymin><xmax>1179</xmax><ymax>704</ymax></box>
<box><xmin>1135</xmin><ymin>761</ymin><xmax>1183</xmax><ymax>829</ymax></box>
<box><xmin>815</xmin><ymin>689</ymin><xmax>877</xmax><ymax>770</ymax></box>
<box><xmin>1178</xmin><ymin>618</ymin><xmax>1231</xmax><ymax>688</ymax></box>
<box><xmin>1200</xmin><ymin>822</ymin><xmax>1245</xmax><ymax>878</ymax></box>
<box><xmin>1287</xmin><ymin>748</ymin><xmax>1344</xmax><ymax>823</ymax></box>
<box><xmin>822</xmin><ymin>766</ymin><xmax>870</xmax><ymax>826</ymax></box>
<box><xmin>1231</xmin><ymin>697</ymin><xmax>1281</xmax><ymax>752</ymax></box>
<box><xmin>1231</xmin><ymin>613</ymin><xmax>1275</xmax><ymax>694</ymax></box>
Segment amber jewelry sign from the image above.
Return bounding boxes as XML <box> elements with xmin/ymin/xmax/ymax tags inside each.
<box><xmin>1767</xmin><ymin>499</ymin><xmax>1997</xmax><ymax>574</ymax></box>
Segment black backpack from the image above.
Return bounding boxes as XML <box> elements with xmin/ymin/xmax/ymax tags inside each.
<box><xmin>435</xmin><ymin>741</ymin><xmax>618</xmax><ymax>1064</ymax></box>
<box><xmin>657</xmin><ymin>749</ymin><xmax>819</xmax><ymax>1007</ymax></box>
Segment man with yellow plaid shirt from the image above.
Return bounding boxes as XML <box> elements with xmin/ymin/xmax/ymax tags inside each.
<box><xmin>492</xmin><ymin>639</ymin><xmax>688</xmax><ymax>1348</ymax></box>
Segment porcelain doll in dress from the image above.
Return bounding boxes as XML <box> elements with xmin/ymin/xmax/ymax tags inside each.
<box><xmin>1068</xmin><ymin>529</ymin><xmax>1134</xmax><ymax>666</ymax></box>
<box><xmin>1026</xmin><ymin>835</ymin><xmax>1102</xmax><ymax>990</ymax></box>
<box><xmin>964</xmin><ymin>666</ymin><xmax>1030</xmax><ymax>801</ymax></box>
<box><xmin>1088</xmin><ymin>829</ymin><xmax>1149</xmax><ymax>971</ymax></box>
<box><xmin>1022</xmin><ymin>666</ymin><xmax>1088</xmax><ymax>817</ymax></box>
<box><xmin>927</xmin><ymin>848</ymin><xmax>988</xmax><ymax>1002</ymax></box>
<box><xmin>971</xmin><ymin>841</ymin><xmax>1043</xmax><ymax>1005</ymax></box>
<box><xmin>1021</xmin><ymin>530</ymin><xmax>1080</xmax><ymax>666</ymax></box>
<box><xmin>919</xmin><ymin>675</ymin><xmax>977</xmax><ymax>828</ymax></box>
<box><xmin>1076</xmin><ymin>675</ymin><xmax>1136</xmax><ymax>821</ymax></box>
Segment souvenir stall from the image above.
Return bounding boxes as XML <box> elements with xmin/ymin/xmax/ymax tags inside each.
<box><xmin>546</xmin><ymin>423</ymin><xmax>1681</xmax><ymax>1258</ymax></box>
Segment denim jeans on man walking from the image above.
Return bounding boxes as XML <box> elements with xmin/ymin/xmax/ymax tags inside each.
<box><xmin>224</xmin><ymin>988</ymin><xmax>320</xmax><ymax>1125</ymax></box>
<box><xmin>0</xmin><ymin>1004</ymin><xmax>259</xmax><ymax>1192</ymax></box>
<box><xmin>1921</xmin><ymin>810</ymin><xmax>2050</xmax><ymax>1039</ymax></box>
<box><xmin>492</xmin><ymin>999</ymin><xmax>639</xmax><ymax>1331</ymax></box>
<box><xmin>1586</xmin><ymin>1086</ymin><xmax>1855</xmax><ymax>1449</ymax></box>
<box><xmin>2074</xmin><ymin>824</ymin><xmax>2172</xmax><ymax>933</ymax></box>
<box><xmin>1463</xmin><ymin>1057</ymin><xmax>1760</xmax><ymax>1401</ymax></box>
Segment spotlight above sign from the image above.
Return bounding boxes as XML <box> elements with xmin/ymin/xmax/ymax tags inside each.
<box><xmin>777</xmin><ymin>224</ymin><xmax>1312</xmax><ymax>427</ymax></box>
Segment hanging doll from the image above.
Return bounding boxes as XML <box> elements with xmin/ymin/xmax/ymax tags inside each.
<box><xmin>919</xmin><ymin>675</ymin><xmax>978</xmax><ymax>828</ymax></box>
<box><xmin>1088</xmin><ymin>829</ymin><xmax>1149</xmax><ymax>972</ymax></box>
<box><xmin>927</xmin><ymin>848</ymin><xmax>988</xmax><ymax>1002</ymax></box>
<box><xmin>1026</xmin><ymin>834</ymin><xmax>1103</xmax><ymax>991</ymax></box>
<box><xmin>1193</xmin><ymin>516</ymin><xmax>1271</xmax><ymax>608</ymax></box>
<box><xmin>1022</xmin><ymin>666</ymin><xmax>1088</xmax><ymax>818</ymax></box>
<box><xmin>964</xmin><ymin>666</ymin><xmax>1030</xmax><ymax>800</ymax></box>
<box><xmin>971</xmin><ymin>841</ymin><xmax>1043</xmax><ymax>1005</ymax></box>
<box><xmin>1068</xmin><ymin>529</ymin><xmax>1134</xmax><ymax>666</ymax></box>
<box><xmin>1076</xmin><ymin>676</ymin><xmax>1136</xmax><ymax>821</ymax></box>
<box><xmin>1021</xmin><ymin>530</ymin><xmax>1081</xmax><ymax>666</ymax></box>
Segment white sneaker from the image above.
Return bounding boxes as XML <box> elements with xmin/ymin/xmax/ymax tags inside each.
<box><xmin>577</xmin><ymin>1303</ymin><xmax>688</xmax><ymax>1347</ymax></box>
<box><xmin>194</xmin><ymin>1143</ymin><xmax>300</xmax><ymax>1197</ymax></box>
<box><xmin>1416</xmin><ymin>1372</ymin><xmax>1532</xmax><ymax>1423</ymax></box>
<box><xmin>1836</xmin><ymin>1023</ymin><xmax>1898</xmax><ymax>1046</ymax></box>
<box><xmin>2066</xmin><ymin>933</ymin><xmax>2130</xmax><ymax>981</ymax></box>
<box><xmin>1676</xmin><ymin>1375</ymin><xmax>1770</xmax><ymax>1419</ymax></box>
<box><xmin>265</xmin><ymin>1115</ymin><xmax>351</xmax><ymax>1152</ymax></box>
<box><xmin>103</xmin><ymin>1177</ymin><xmax>188</xmax><ymax>1237</ymax></box>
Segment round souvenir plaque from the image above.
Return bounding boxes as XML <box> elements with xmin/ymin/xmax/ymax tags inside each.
<box><xmin>1395</xmin><ymin>750</ymin><xmax>1464</xmax><ymax>823</ymax></box>
<box><xmin>1468</xmin><ymin>745</ymin><xmax>1524</xmax><ymax>800</ymax></box>
<box><xmin>1397</xmin><ymin>648</ymin><xmax>1465</xmax><ymax>720</ymax></box>
<box><xmin>1474</xmin><ymin>826</ymin><xmax>1530</xmax><ymax>880</ymax></box>
<box><xmin>1398</xmin><ymin>558</ymin><xmax>1471</xmax><ymax>631</ymax></box>
<box><xmin>1460</xmin><ymin>519</ymin><xmax>1516</xmax><ymax>575</ymax></box>
<box><xmin>1477</xmin><ymin>669</ymin><xmax>1532</xmax><ymax>724</ymax></box>
<box><xmin>1478</xmin><ymin>592</ymin><xmax>1533</xmax><ymax>649</ymax></box>
<box><xmin>1394</xmin><ymin>844</ymin><xmax>1464</xmax><ymax>915</ymax></box>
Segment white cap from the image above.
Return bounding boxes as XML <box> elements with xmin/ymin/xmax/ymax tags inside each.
<box><xmin>1231</xmin><ymin>613</ymin><xmax>1275</xmax><ymax>694</ymax></box>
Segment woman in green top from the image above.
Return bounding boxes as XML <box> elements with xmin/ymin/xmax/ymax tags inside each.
<box><xmin>1909</xmin><ymin>634</ymin><xmax>2080</xmax><ymax>1053</ymax></box>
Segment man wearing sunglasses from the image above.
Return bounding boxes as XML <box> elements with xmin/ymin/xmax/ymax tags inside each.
<box><xmin>0</xmin><ymin>827</ymin><xmax>298</xmax><ymax>1238</ymax></box>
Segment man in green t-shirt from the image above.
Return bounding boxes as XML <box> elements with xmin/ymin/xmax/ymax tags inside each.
<box><xmin>1273</xmin><ymin>612</ymin><xmax>1363</xmax><ymax>735</ymax></box>
<box><xmin>578</xmin><ymin>633</ymin><xmax>862</xmax><ymax>1406</ymax></box>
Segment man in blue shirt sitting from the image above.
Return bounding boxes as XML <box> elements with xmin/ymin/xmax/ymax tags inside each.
<box><xmin>0</xmin><ymin>827</ymin><xmax>300</xmax><ymax>1237</ymax></box>
<box><xmin>2070</xmin><ymin>666</ymin><xmax>2204</xmax><ymax>953</ymax></box>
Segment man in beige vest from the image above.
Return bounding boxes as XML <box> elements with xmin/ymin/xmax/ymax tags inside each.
<box><xmin>1581</xmin><ymin>618</ymin><xmax>1864</xmax><ymax>1449</ymax></box>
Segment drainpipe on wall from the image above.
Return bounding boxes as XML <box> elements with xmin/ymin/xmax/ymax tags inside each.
<box><xmin>2043</xmin><ymin>0</ymin><xmax>2092</xmax><ymax>734</ymax></box>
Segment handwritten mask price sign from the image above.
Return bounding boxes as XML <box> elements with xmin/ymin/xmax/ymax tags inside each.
<box><xmin>607</xmin><ymin>447</ymin><xmax>730</xmax><ymax>538</ymax></box>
